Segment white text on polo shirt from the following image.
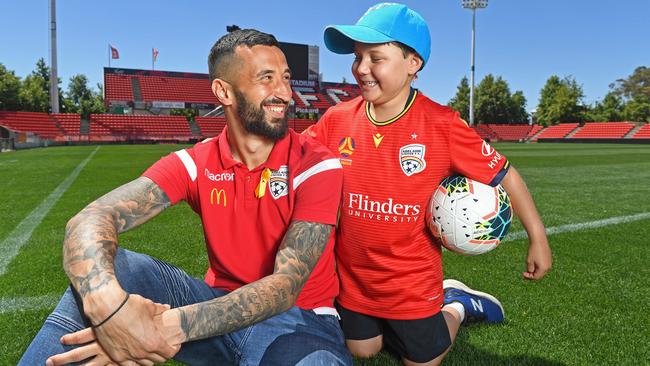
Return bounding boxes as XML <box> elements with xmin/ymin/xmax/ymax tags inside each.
<box><xmin>205</xmin><ymin>169</ymin><xmax>234</xmax><ymax>181</ymax></box>
<box><xmin>347</xmin><ymin>193</ymin><xmax>420</xmax><ymax>223</ymax></box>
<box><xmin>487</xmin><ymin>152</ymin><xmax>503</xmax><ymax>169</ymax></box>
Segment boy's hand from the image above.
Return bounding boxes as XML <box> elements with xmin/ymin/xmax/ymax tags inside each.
<box><xmin>523</xmin><ymin>239</ymin><xmax>552</xmax><ymax>280</ymax></box>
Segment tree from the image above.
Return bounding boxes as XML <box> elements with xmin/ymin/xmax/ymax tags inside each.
<box><xmin>19</xmin><ymin>74</ymin><xmax>49</xmax><ymax>112</ymax></box>
<box><xmin>475</xmin><ymin>75</ymin><xmax>513</xmax><ymax>124</ymax></box>
<box><xmin>622</xmin><ymin>96</ymin><xmax>650</xmax><ymax>122</ymax></box>
<box><xmin>509</xmin><ymin>91</ymin><xmax>529</xmax><ymax>123</ymax></box>
<box><xmin>32</xmin><ymin>58</ymin><xmax>66</xmax><ymax>112</ymax></box>
<box><xmin>448</xmin><ymin>76</ymin><xmax>470</xmax><ymax>121</ymax></box>
<box><xmin>609</xmin><ymin>66</ymin><xmax>650</xmax><ymax>122</ymax></box>
<box><xmin>610</xmin><ymin>66</ymin><xmax>650</xmax><ymax>102</ymax></box>
<box><xmin>65</xmin><ymin>75</ymin><xmax>105</xmax><ymax>118</ymax></box>
<box><xmin>0</xmin><ymin>63</ymin><xmax>22</xmax><ymax>110</ymax></box>
<box><xmin>536</xmin><ymin>75</ymin><xmax>586</xmax><ymax>125</ymax></box>
<box><xmin>587</xmin><ymin>92</ymin><xmax>624</xmax><ymax>122</ymax></box>
<box><xmin>170</xmin><ymin>108</ymin><xmax>198</xmax><ymax>120</ymax></box>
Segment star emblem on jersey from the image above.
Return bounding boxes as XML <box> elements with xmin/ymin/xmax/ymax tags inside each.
<box><xmin>269</xmin><ymin>166</ymin><xmax>289</xmax><ymax>199</ymax></box>
<box><xmin>399</xmin><ymin>144</ymin><xmax>426</xmax><ymax>176</ymax></box>
<box><xmin>373</xmin><ymin>133</ymin><xmax>384</xmax><ymax>148</ymax></box>
<box><xmin>411</xmin><ymin>132</ymin><xmax>418</xmax><ymax>140</ymax></box>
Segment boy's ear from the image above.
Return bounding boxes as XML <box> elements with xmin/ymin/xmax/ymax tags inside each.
<box><xmin>212</xmin><ymin>79</ymin><xmax>233</xmax><ymax>106</ymax></box>
<box><xmin>407</xmin><ymin>54</ymin><xmax>424</xmax><ymax>76</ymax></box>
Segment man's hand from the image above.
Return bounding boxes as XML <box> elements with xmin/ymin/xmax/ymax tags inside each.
<box><xmin>93</xmin><ymin>295</ymin><xmax>178</xmax><ymax>364</ymax></box>
<box><xmin>62</xmin><ymin>177</ymin><xmax>175</xmax><ymax>363</ymax></box>
<box><xmin>523</xmin><ymin>238</ymin><xmax>552</xmax><ymax>280</ymax></box>
<box><xmin>46</xmin><ymin>303</ymin><xmax>182</xmax><ymax>366</ymax></box>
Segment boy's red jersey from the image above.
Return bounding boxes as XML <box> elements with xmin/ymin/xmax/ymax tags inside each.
<box><xmin>306</xmin><ymin>91</ymin><xmax>509</xmax><ymax>319</ymax></box>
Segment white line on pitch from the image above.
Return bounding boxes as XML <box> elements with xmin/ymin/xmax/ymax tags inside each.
<box><xmin>504</xmin><ymin>211</ymin><xmax>650</xmax><ymax>242</ymax></box>
<box><xmin>0</xmin><ymin>146</ymin><xmax>100</xmax><ymax>276</ymax></box>
<box><xmin>4</xmin><ymin>209</ymin><xmax>650</xmax><ymax>314</ymax></box>
<box><xmin>0</xmin><ymin>294</ymin><xmax>60</xmax><ymax>314</ymax></box>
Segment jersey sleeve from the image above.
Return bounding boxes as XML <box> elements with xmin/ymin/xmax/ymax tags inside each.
<box><xmin>141</xmin><ymin>150</ymin><xmax>195</xmax><ymax>205</ymax></box>
<box><xmin>449</xmin><ymin>115</ymin><xmax>510</xmax><ymax>186</ymax></box>
<box><xmin>292</xmin><ymin>148</ymin><xmax>343</xmax><ymax>225</ymax></box>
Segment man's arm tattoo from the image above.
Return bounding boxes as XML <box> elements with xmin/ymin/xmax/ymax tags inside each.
<box><xmin>63</xmin><ymin>177</ymin><xmax>171</xmax><ymax>298</ymax></box>
<box><xmin>178</xmin><ymin>220</ymin><xmax>331</xmax><ymax>341</ymax></box>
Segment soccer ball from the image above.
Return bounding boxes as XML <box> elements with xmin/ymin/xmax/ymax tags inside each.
<box><xmin>426</xmin><ymin>175</ymin><xmax>512</xmax><ymax>255</ymax></box>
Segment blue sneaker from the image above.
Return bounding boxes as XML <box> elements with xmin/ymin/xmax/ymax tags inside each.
<box><xmin>443</xmin><ymin>279</ymin><xmax>505</xmax><ymax>324</ymax></box>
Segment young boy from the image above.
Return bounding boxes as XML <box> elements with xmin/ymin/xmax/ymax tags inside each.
<box><xmin>306</xmin><ymin>3</ymin><xmax>552</xmax><ymax>365</ymax></box>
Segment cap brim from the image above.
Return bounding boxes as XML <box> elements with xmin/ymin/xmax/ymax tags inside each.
<box><xmin>324</xmin><ymin>25</ymin><xmax>395</xmax><ymax>54</ymax></box>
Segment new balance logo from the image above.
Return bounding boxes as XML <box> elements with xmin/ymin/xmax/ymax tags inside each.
<box><xmin>470</xmin><ymin>298</ymin><xmax>484</xmax><ymax>313</ymax></box>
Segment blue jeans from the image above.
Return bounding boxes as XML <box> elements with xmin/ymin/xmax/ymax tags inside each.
<box><xmin>19</xmin><ymin>248</ymin><xmax>352</xmax><ymax>366</ymax></box>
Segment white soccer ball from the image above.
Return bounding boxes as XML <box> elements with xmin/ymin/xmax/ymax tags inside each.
<box><xmin>426</xmin><ymin>175</ymin><xmax>512</xmax><ymax>255</ymax></box>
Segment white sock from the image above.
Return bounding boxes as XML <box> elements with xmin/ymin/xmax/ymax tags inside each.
<box><xmin>443</xmin><ymin>302</ymin><xmax>466</xmax><ymax>323</ymax></box>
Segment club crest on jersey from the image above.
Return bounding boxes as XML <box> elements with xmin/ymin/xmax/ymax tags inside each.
<box><xmin>399</xmin><ymin>144</ymin><xmax>426</xmax><ymax>176</ymax></box>
<box><xmin>338</xmin><ymin>137</ymin><xmax>355</xmax><ymax>166</ymax></box>
<box><xmin>269</xmin><ymin>165</ymin><xmax>289</xmax><ymax>199</ymax></box>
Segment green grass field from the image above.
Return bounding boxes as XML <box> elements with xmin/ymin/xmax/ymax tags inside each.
<box><xmin>1</xmin><ymin>143</ymin><xmax>649</xmax><ymax>365</ymax></box>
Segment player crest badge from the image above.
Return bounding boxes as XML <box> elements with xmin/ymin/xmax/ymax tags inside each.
<box><xmin>269</xmin><ymin>165</ymin><xmax>289</xmax><ymax>199</ymax></box>
<box><xmin>399</xmin><ymin>144</ymin><xmax>426</xmax><ymax>176</ymax></box>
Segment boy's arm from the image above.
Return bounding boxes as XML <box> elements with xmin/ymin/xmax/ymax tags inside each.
<box><xmin>500</xmin><ymin>166</ymin><xmax>552</xmax><ymax>280</ymax></box>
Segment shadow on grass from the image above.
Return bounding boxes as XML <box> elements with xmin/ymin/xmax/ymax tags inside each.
<box><xmin>353</xmin><ymin>330</ymin><xmax>566</xmax><ymax>366</ymax></box>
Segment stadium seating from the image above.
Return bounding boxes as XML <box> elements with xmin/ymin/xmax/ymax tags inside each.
<box><xmin>321</xmin><ymin>82</ymin><xmax>361</xmax><ymax>104</ymax></box>
<box><xmin>89</xmin><ymin>114</ymin><xmax>192</xmax><ymax>139</ymax></box>
<box><xmin>526</xmin><ymin>125</ymin><xmax>544</xmax><ymax>139</ymax></box>
<box><xmin>136</xmin><ymin>75</ymin><xmax>215</xmax><ymax>104</ymax></box>
<box><xmin>195</xmin><ymin>116</ymin><xmax>227</xmax><ymax>137</ymax></box>
<box><xmin>290</xmin><ymin>119</ymin><xmax>317</xmax><ymax>133</ymax></box>
<box><xmin>631</xmin><ymin>124</ymin><xmax>650</xmax><ymax>138</ymax></box>
<box><xmin>292</xmin><ymin>88</ymin><xmax>334</xmax><ymax>110</ymax></box>
<box><xmin>52</xmin><ymin>114</ymin><xmax>81</xmax><ymax>135</ymax></box>
<box><xmin>104</xmin><ymin>69</ymin><xmax>361</xmax><ymax>115</ymax></box>
<box><xmin>473</xmin><ymin>124</ymin><xmax>497</xmax><ymax>140</ymax></box>
<box><xmin>570</xmin><ymin>122</ymin><xmax>635</xmax><ymax>139</ymax></box>
<box><xmin>487</xmin><ymin>124</ymin><xmax>533</xmax><ymax>141</ymax></box>
<box><xmin>533</xmin><ymin>123</ymin><xmax>579</xmax><ymax>140</ymax></box>
<box><xmin>104</xmin><ymin>74</ymin><xmax>134</xmax><ymax>101</ymax></box>
<box><xmin>0</xmin><ymin>111</ymin><xmax>62</xmax><ymax>138</ymax></box>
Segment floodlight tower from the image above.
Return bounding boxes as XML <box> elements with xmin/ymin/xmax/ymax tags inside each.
<box><xmin>49</xmin><ymin>0</ymin><xmax>59</xmax><ymax>113</ymax></box>
<box><xmin>462</xmin><ymin>0</ymin><xmax>488</xmax><ymax>126</ymax></box>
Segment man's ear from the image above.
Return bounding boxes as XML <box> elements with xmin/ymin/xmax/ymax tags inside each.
<box><xmin>212</xmin><ymin>79</ymin><xmax>233</xmax><ymax>106</ymax></box>
<box><xmin>407</xmin><ymin>54</ymin><xmax>423</xmax><ymax>76</ymax></box>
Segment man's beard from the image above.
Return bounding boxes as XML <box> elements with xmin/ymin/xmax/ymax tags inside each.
<box><xmin>235</xmin><ymin>90</ymin><xmax>288</xmax><ymax>141</ymax></box>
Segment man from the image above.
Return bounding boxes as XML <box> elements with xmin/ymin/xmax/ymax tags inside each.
<box><xmin>19</xmin><ymin>29</ymin><xmax>351</xmax><ymax>366</ymax></box>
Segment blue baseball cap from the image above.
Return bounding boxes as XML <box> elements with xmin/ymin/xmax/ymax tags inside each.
<box><xmin>324</xmin><ymin>3</ymin><xmax>431</xmax><ymax>65</ymax></box>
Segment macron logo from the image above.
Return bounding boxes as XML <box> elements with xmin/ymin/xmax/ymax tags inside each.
<box><xmin>470</xmin><ymin>298</ymin><xmax>484</xmax><ymax>313</ymax></box>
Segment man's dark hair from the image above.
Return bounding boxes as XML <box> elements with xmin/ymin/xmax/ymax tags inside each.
<box><xmin>208</xmin><ymin>29</ymin><xmax>279</xmax><ymax>82</ymax></box>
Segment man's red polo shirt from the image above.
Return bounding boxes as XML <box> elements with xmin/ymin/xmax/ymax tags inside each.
<box><xmin>142</xmin><ymin>127</ymin><xmax>343</xmax><ymax>309</ymax></box>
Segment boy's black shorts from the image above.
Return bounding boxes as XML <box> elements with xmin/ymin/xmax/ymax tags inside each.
<box><xmin>336</xmin><ymin>303</ymin><xmax>451</xmax><ymax>363</ymax></box>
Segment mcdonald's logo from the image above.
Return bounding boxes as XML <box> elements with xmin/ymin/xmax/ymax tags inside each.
<box><xmin>210</xmin><ymin>188</ymin><xmax>227</xmax><ymax>207</ymax></box>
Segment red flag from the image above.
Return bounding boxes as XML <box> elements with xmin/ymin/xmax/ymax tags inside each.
<box><xmin>110</xmin><ymin>45</ymin><xmax>119</xmax><ymax>59</ymax></box>
<box><xmin>153</xmin><ymin>48</ymin><xmax>159</xmax><ymax>62</ymax></box>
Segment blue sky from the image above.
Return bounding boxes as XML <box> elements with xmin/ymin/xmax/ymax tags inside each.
<box><xmin>1</xmin><ymin>0</ymin><xmax>648</xmax><ymax>111</ymax></box>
